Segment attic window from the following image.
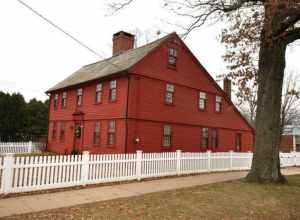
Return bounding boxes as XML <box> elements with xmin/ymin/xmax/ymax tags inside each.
<box><xmin>168</xmin><ymin>48</ymin><xmax>177</xmax><ymax>67</ymax></box>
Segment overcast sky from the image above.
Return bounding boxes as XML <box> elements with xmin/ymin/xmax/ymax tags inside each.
<box><xmin>1</xmin><ymin>0</ymin><xmax>299</xmax><ymax>102</ymax></box>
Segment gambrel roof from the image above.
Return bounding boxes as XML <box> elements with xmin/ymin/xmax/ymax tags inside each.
<box><xmin>47</xmin><ymin>34</ymin><xmax>171</xmax><ymax>92</ymax></box>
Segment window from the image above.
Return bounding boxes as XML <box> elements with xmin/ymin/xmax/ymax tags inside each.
<box><xmin>94</xmin><ymin>121</ymin><xmax>101</xmax><ymax>145</ymax></box>
<box><xmin>199</xmin><ymin>92</ymin><xmax>207</xmax><ymax>110</ymax></box>
<box><xmin>211</xmin><ymin>129</ymin><xmax>219</xmax><ymax>149</ymax></box>
<box><xmin>95</xmin><ymin>83</ymin><xmax>102</xmax><ymax>104</ymax></box>
<box><xmin>60</xmin><ymin>122</ymin><xmax>65</xmax><ymax>143</ymax></box>
<box><xmin>201</xmin><ymin>128</ymin><xmax>209</xmax><ymax>148</ymax></box>
<box><xmin>54</xmin><ymin>94</ymin><xmax>59</xmax><ymax>110</ymax></box>
<box><xmin>52</xmin><ymin>122</ymin><xmax>57</xmax><ymax>140</ymax></box>
<box><xmin>107</xmin><ymin>120</ymin><xmax>116</xmax><ymax>145</ymax></box>
<box><xmin>163</xmin><ymin>124</ymin><xmax>172</xmax><ymax>147</ymax></box>
<box><xmin>296</xmin><ymin>136</ymin><xmax>300</xmax><ymax>152</ymax></box>
<box><xmin>215</xmin><ymin>96</ymin><xmax>222</xmax><ymax>112</ymax></box>
<box><xmin>168</xmin><ymin>48</ymin><xmax>177</xmax><ymax>66</ymax></box>
<box><xmin>61</xmin><ymin>92</ymin><xmax>67</xmax><ymax>109</ymax></box>
<box><xmin>109</xmin><ymin>80</ymin><xmax>117</xmax><ymax>102</ymax></box>
<box><xmin>165</xmin><ymin>84</ymin><xmax>174</xmax><ymax>104</ymax></box>
<box><xmin>235</xmin><ymin>133</ymin><xmax>242</xmax><ymax>152</ymax></box>
<box><xmin>77</xmin><ymin>88</ymin><xmax>83</xmax><ymax>106</ymax></box>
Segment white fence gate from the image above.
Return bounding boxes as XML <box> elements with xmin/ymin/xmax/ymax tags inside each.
<box><xmin>0</xmin><ymin>150</ymin><xmax>299</xmax><ymax>194</ymax></box>
<box><xmin>0</xmin><ymin>141</ymin><xmax>46</xmax><ymax>154</ymax></box>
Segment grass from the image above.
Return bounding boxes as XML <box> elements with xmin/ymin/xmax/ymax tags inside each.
<box><xmin>4</xmin><ymin>175</ymin><xmax>300</xmax><ymax>220</ymax></box>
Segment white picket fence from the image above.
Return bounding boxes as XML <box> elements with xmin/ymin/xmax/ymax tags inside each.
<box><xmin>0</xmin><ymin>150</ymin><xmax>299</xmax><ymax>194</ymax></box>
<box><xmin>0</xmin><ymin>141</ymin><xmax>46</xmax><ymax>155</ymax></box>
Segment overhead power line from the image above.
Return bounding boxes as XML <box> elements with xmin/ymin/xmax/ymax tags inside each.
<box><xmin>17</xmin><ymin>0</ymin><xmax>123</xmax><ymax>70</ymax></box>
<box><xmin>17</xmin><ymin>0</ymin><xmax>103</xmax><ymax>58</ymax></box>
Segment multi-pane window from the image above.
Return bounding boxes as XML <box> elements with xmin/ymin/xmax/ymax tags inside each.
<box><xmin>94</xmin><ymin>121</ymin><xmax>101</xmax><ymax>145</ymax></box>
<box><xmin>168</xmin><ymin>48</ymin><xmax>177</xmax><ymax>66</ymax></box>
<box><xmin>54</xmin><ymin>94</ymin><xmax>59</xmax><ymax>110</ymax></box>
<box><xmin>60</xmin><ymin>122</ymin><xmax>65</xmax><ymax>143</ymax></box>
<box><xmin>107</xmin><ymin>120</ymin><xmax>116</xmax><ymax>145</ymax></box>
<box><xmin>163</xmin><ymin>124</ymin><xmax>172</xmax><ymax>147</ymax></box>
<box><xmin>52</xmin><ymin>122</ymin><xmax>57</xmax><ymax>140</ymax></box>
<box><xmin>215</xmin><ymin>96</ymin><xmax>222</xmax><ymax>112</ymax></box>
<box><xmin>109</xmin><ymin>80</ymin><xmax>117</xmax><ymax>102</ymax></box>
<box><xmin>77</xmin><ymin>88</ymin><xmax>83</xmax><ymax>106</ymax></box>
<box><xmin>211</xmin><ymin>129</ymin><xmax>219</xmax><ymax>149</ymax></box>
<box><xmin>61</xmin><ymin>92</ymin><xmax>67</xmax><ymax>109</ymax></box>
<box><xmin>199</xmin><ymin>92</ymin><xmax>207</xmax><ymax>110</ymax></box>
<box><xmin>165</xmin><ymin>84</ymin><xmax>174</xmax><ymax>104</ymax></box>
<box><xmin>296</xmin><ymin>136</ymin><xmax>300</xmax><ymax>152</ymax></box>
<box><xmin>95</xmin><ymin>83</ymin><xmax>102</xmax><ymax>104</ymax></box>
<box><xmin>235</xmin><ymin>133</ymin><xmax>242</xmax><ymax>152</ymax></box>
<box><xmin>201</xmin><ymin>128</ymin><xmax>209</xmax><ymax>148</ymax></box>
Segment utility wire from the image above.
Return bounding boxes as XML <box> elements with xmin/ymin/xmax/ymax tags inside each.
<box><xmin>17</xmin><ymin>0</ymin><xmax>122</xmax><ymax>70</ymax></box>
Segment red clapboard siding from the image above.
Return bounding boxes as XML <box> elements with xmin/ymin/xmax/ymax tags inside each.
<box><xmin>47</xmin><ymin>33</ymin><xmax>254</xmax><ymax>154</ymax></box>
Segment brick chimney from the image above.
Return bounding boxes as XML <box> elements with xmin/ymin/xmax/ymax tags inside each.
<box><xmin>112</xmin><ymin>31</ymin><xmax>135</xmax><ymax>55</ymax></box>
<box><xmin>223</xmin><ymin>78</ymin><xmax>232</xmax><ymax>100</ymax></box>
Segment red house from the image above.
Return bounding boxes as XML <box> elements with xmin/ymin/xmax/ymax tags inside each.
<box><xmin>46</xmin><ymin>31</ymin><xmax>254</xmax><ymax>154</ymax></box>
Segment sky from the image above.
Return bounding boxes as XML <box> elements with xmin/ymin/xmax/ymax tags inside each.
<box><xmin>0</xmin><ymin>0</ymin><xmax>299</xmax><ymax>102</ymax></box>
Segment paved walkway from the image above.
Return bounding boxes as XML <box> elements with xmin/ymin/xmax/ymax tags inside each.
<box><xmin>0</xmin><ymin>168</ymin><xmax>300</xmax><ymax>218</ymax></box>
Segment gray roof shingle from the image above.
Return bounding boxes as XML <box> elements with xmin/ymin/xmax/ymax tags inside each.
<box><xmin>47</xmin><ymin>33</ymin><xmax>172</xmax><ymax>92</ymax></box>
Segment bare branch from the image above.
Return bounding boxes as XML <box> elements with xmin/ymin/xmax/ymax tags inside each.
<box><xmin>285</xmin><ymin>27</ymin><xmax>300</xmax><ymax>44</ymax></box>
<box><xmin>107</xmin><ymin>0</ymin><xmax>134</xmax><ymax>15</ymax></box>
<box><xmin>273</xmin><ymin>3</ymin><xmax>300</xmax><ymax>37</ymax></box>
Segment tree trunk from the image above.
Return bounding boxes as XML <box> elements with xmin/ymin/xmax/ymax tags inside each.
<box><xmin>246</xmin><ymin>27</ymin><xmax>287</xmax><ymax>183</ymax></box>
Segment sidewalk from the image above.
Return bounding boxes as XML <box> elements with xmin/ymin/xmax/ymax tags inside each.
<box><xmin>0</xmin><ymin>168</ymin><xmax>299</xmax><ymax>218</ymax></box>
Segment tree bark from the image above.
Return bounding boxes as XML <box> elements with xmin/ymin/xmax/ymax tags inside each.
<box><xmin>246</xmin><ymin>25</ymin><xmax>287</xmax><ymax>182</ymax></box>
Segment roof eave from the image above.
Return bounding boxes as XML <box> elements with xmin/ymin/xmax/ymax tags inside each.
<box><xmin>45</xmin><ymin>70</ymin><xmax>129</xmax><ymax>94</ymax></box>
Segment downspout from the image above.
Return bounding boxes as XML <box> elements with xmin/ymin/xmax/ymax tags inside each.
<box><xmin>124</xmin><ymin>73</ymin><xmax>130</xmax><ymax>153</ymax></box>
<box><xmin>45</xmin><ymin>93</ymin><xmax>51</xmax><ymax>152</ymax></box>
<box><xmin>293</xmin><ymin>128</ymin><xmax>296</xmax><ymax>152</ymax></box>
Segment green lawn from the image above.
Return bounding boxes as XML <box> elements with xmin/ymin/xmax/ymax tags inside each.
<box><xmin>4</xmin><ymin>175</ymin><xmax>300</xmax><ymax>220</ymax></box>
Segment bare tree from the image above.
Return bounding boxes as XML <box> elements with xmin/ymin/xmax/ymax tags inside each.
<box><xmin>220</xmin><ymin>8</ymin><xmax>300</xmax><ymax>130</ymax></box>
<box><xmin>280</xmin><ymin>73</ymin><xmax>300</xmax><ymax>131</ymax></box>
<box><xmin>235</xmin><ymin>86</ymin><xmax>258</xmax><ymax>126</ymax></box>
<box><xmin>108</xmin><ymin>0</ymin><xmax>300</xmax><ymax>182</ymax></box>
<box><xmin>129</xmin><ymin>28</ymin><xmax>162</xmax><ymax>47</ymax></box>
<box><xmin>233</xmin><ymin>72</ymin><xmax>300</xmax><ymax>130</ymax></box>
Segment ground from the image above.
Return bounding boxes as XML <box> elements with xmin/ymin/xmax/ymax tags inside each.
<box><xmin>4</xmin><ymin>175</ymin><xmax>300</xmax><ymax>220</ymax></box>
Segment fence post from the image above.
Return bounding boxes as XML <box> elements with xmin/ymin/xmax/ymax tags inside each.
<box><xmin>176</xmin><ymin>150</ymin><xmax>182</xmax><ymax>176</ymax></box>
<box><xmin>229</xmin><ymin>150</ymin><xmax>233</xmax><ymax>170</ymax></box>
<box><xmin>81</xmin><ymin>151</ymin><xmax>90</xmax><ymax>186</ymax></box>
<box><xmin>293</xmin><ymin>151</ymin><xmax>297</xmax><ymax>167</ymax></box>
<box><xmin>207</xmin><ymin>150</ymin><xmax>211</xmax><ymax>171</ymax></box>
<box><xmin>2</xmin><ymin>153</ymin><xmax>14</xmax><ymax>194</ymax></box>
<box><xmin>248</xmin><ymin>151</ymin><xmax>252</xmax><ymax>169</ymax></box>
<box><xmin>28</xmin><ymin>141</ymin><xmax>33</xmax><ymax>153</ymax></box>
<box><xmin>136</xmin><ymin>150</ymin><xmax>143</xmax><ymax>181</ymax></box>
